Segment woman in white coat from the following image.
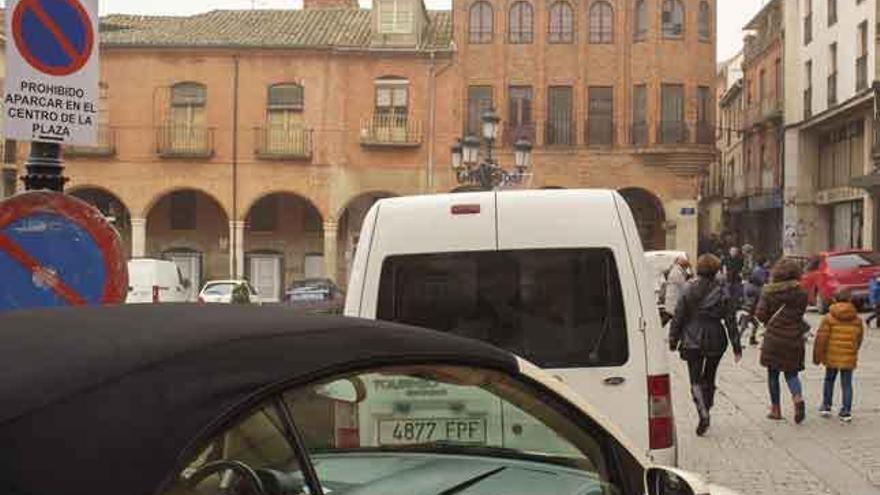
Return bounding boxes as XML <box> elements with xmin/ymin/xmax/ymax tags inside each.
<box><xmin>663</xmin><ymin>255</ymin><xmax>691</xmax><ymax>323</ymax></box>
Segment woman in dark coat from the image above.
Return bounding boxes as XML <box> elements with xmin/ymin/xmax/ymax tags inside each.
<box><xmin>756</xmin><ymin>258</ymin><xmax>810</xmax><ymax>423</ymax></box>
<box><xmin>669</xmin><ymin>254</ymin><xmax>743</xmax><ymax>436</ymax></box>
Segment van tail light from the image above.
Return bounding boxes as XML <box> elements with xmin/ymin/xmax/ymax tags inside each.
<box><xmin>197</xmin><ymin>296</ymin><xmax>205</xmax><ymax>304</ymax></box>
<box><xmin>152</xmin><ymin>285</ymin><xmax>160</xmax><ymax>304</ymax></box>
<box><xmin>648</xmin><ymin>374</ymin><xmax>674</xmax><ymax>450</ymax></box>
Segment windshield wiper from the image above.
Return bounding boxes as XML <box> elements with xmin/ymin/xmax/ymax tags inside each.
<box><xmin>437</xmin><ymin>467</ymin><xmax>506</xmax><ymax>495</ymax></box>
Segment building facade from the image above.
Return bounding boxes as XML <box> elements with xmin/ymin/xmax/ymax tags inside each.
<box><xmin>783</xmin><ymin>0</ymin><xmax>876</xmax><ymax>255</ymax></box>
<box><xmin>10</xmin><ymin>0</ymin><xmax>717</xmax><ymax>300</ymax></box>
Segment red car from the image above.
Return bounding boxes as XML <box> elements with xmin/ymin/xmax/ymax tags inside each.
<box><xmin>801</xmin><ymin>250</ymin><xmax>880</xmax><ymax>313</ymax></box>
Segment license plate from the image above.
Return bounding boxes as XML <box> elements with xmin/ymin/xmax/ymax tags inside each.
<box><xmin>377</xmin><ymin>418</ymin><xmax>487</xmax><ymax>445</ymax></box>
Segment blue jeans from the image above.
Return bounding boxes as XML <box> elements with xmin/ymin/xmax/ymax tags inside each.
<box><xmin>822</xmin><ymin>368</ymin><xmax>854</xmax><ymax>414</ymax></box>
<box><xmin>768</xmin><ymin>368</ymin><xmax>802</xmax><ymax>406</ymax></box>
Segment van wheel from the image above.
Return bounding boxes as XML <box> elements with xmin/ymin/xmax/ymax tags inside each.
<box><xmin>815</xmin><ymin>291</ymin><xmax>829</xmax><ymax>314</ymax></box>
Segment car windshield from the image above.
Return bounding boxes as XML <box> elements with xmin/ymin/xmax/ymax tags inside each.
<box><xmin>827</xmin><ymin>253</ymin><xmax>880</xmax><ymax>270</ymax></box>
<box><xmin>203</xmin><ymin>283</ymin><xmax>235</xmax><ymax>296</ymax></box>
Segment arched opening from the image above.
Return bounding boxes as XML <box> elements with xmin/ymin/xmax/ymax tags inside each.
<box><xmin>68</xmin><ymin>187</ymin><xmax>132</xmax><ymax>257</ymax></box>
<box><xmin>337</xmin><ymin>191</ymin><xmax>396</xmax><ymax>284</ymax></box>
<box><xmin>619</xmin><ymin>188</ymin><xmax>666</xmax><ymax>250</ymax></box>
<box><xmin>146</xmin><ymin>189</ymin><xmax>229</xmax><ymax>301</ymax></box>
<box><xmin>244</xmin><ymin>192</ymin><xmax>324</xmax><ymax>303</ymax></box>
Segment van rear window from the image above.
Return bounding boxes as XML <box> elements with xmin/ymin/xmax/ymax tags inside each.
<box><xmin>377</xmin><ymin>249</ymin><xmax>628</xmax><ymax>368</ymax></box>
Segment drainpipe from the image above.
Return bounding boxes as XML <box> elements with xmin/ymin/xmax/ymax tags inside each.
<box><xmin>427</xmin><ymin>50</ymin><xmax>455</xmax><ymax>193</ymax></box>
<box><xmin>231</xmin><ymin>55</ymin><xmax>241</xmax><ymax>278</ymax></box>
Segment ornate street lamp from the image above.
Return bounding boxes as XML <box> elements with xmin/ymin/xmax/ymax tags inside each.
<box><xmin>451</xmin><ymin>108</ymin><xmax>532</xmax><ymax>190</ymax></box>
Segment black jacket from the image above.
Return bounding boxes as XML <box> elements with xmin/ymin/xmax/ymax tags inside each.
<box><xmin>669</xmin><ymin>276</ymin><xmax>742</xmax><ymax>357</ymax></box>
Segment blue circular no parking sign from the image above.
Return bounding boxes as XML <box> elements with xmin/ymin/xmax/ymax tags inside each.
<box><xmin>12</xmin><ymin>0</ymin><xmax>95</xmax><ymax>76</ymax></box>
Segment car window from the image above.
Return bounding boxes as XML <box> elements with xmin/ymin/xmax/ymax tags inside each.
<box><xmin>377</xmin><ymin>249</ymin><xmax>628</xmax><ymax>368</ymax></box>
<box><xmin>203</xmin><ymin>283</ymin><xmax>235</xmax><ymax>296</ymax></box>
<box><xmin>827</xmin><ymin>253</ymin><xmax>879</xmax><ymax>270</ymax></box>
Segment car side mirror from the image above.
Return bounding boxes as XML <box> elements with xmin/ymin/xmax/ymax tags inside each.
<box><xmin>646</xmin><ymin>467</ymin><xmax>708</xmax><ymax>495</ymax></box>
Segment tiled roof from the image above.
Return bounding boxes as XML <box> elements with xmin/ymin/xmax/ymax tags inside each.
<box><xmin>100</xmin><ymin>9</ymin><xmax>453</xmax><ymax>51</ymax></box>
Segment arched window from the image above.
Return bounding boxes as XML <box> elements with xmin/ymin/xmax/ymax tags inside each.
<box><xmin>589</xmin><ymin>1</ymin><xmax>614</xmax><ymax>44</ymax></box>
<box><xmin>469</xmin><ymin>1</ymin><xmax>494</xmax><ymax>44</ymax></box>
<box><xmin>508</xmin><ymin>1</ymin><xmax>534</xmax><ymax>44</ymax></box>
<box><xmin>549</xmin><ymin>1</ymin><xmax>574</xmax><ymax>44</ymax></box>
<box><xmin>698</xmin><ymin>1</ymin><xmax>711</xmax><ymax>41</ymax></box>
<box><xmin>634</xmin><ymin>0</ymin><xmax>648</xmax><ymax>41</ymax></box>
<box><xmin>662</xmin><ymin>0</ymin><xmax>685</xmax><ymax>38</ymax></box>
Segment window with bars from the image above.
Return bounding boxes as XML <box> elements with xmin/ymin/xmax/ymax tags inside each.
<box><xmin>548</xmin><ymin>1</ymin><xmax>574</xmax><ymax>43</ymax></box>
<box><xmin>469</xmin><ymin>1</ymin><xmax>494</xmax><ymax>43</ymax></box>
<box><xmin>660</xmin><ymin>83</ymin><xmax>685</xmax><ymax>144</ymax></box>
<box><xmin>632</xmin><ymin>84</ymin><xmax>647</xmax><ymax>145</ymax></box>
<box><xmin>588</xmin><ymin>86</ymin><xmax>614</xmax><ymax>146</ymax></box>
<box><xmin>466</xmin><ymin>86</ymin><xmax>493</xmax><ymax>136</ymax></box>
<box><xmin>377</xmin><ymin>0</ymin><xmax>414</xmax><ymax>34</ymax></box>
<box><xmin>661</xmin><ymin>0</ymin><xmax>684</xmax><ymax>38</ymax></box>
<box><xmin>170</xmin><ymin>190</ymin><xmax>197</xmax><ymax>231</ymax></box>
<box><xmin>546</xmin><ymin>86</ymin><xmax>574</xmax><ymax>146</ymax></box>
<box><xmin>698</xmin><ymin>1</ymin><xmax>711</xmax><ymax>41</ymax></box>
<box><xmin>507</xmin><ymin>86</ymin><xmax>534</xmax><ymax>144</ymax></box>
<box><xmin>634</xmin><ymin>0</ymin><xmax>648</xmax><ymax>41</ymax></box>
<box><xmin>375</xmin><ymin>80</ymin><xmax>409</xmax><ymax>127</ymax></box>
<box><xmin>508</xmin><ymin>2</ymin><xmax>534</xmax><ymax>44</ymax></box>
<box><xmin>589</xmin><ymin>1</ymin><xmax>614</xmax><ymax>44</ymax></box>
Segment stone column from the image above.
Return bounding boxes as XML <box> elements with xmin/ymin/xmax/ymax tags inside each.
<box><xmin>666</xmin><ymin>199</ymin><xmax>699</xmax><ymax>262</ymax></box>
<box><xmin>229</xmin><ymin>220</ymin><xmax>245</xmax><ymax>279</ymax></box>
<box><xmin>130</xmin><ymin>217</ymin><xmax>146</xmax><ymax>259</ymax></box>
<box><xmin>323</xmin><ymin>221</ymin><xmax>339</xmax><ymax>283</ymax></box>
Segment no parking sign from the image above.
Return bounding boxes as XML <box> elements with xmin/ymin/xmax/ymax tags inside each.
<box><xmin>4</xmin><ymin>0</ymin><xmax>99</xmax><ymax>146</ymax></box>
<box><xmin>0</xmin><ymin>192</ymin><xmax>127</xmax><ymax>312</ymax></box>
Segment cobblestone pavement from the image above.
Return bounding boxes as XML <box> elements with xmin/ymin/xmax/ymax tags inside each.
<box><xmin>671</xmin><ymin>312</ymin><xmax>880</xmax><ymax>495</ymax></box>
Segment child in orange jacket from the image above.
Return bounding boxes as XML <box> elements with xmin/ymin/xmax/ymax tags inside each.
<box><xmin>813</xmin><ymin>290</ymin><xmax>864</xmax><ymax>422</ymax></box>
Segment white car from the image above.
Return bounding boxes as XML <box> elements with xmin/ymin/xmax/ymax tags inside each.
<box><xmin>345</xmin><ymin>189</ymin><xmax>677</xmax><ymax>465</ymax></box>
<box><xmin>125</xmin><ymin>259</ymin><xmax>191</xmax><ymax>304</ymax></box>
<box><xmin>197</xmin><ymin>279</ymin><xmax>260</xmax><ymax>304</ymax></box>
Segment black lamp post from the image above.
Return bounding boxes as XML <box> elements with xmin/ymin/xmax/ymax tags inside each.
<box><xmin>451</xmin><ymin>109</ymin><xmax>532</xmax><ymax>190</ymax></box>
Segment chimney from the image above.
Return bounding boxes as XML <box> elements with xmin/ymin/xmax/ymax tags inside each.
<box><xmin>303</xmin><ymin>0</ymin><xmax>358</xmax><ymax>9</ymax></box>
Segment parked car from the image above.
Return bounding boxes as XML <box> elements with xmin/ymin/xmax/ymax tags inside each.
<box><xmin>285</xmin><ymin>278</ymin><xmax>345</xmax><ymax>314</ymax></box>
<box><xmin>0</xmin><ymin>305</ymin><xmax>740</xmax><ymax>495</ymax></box>
<box><xmin>344</xmin><ymin>189</ymin><xmax>676</xmax><ymax>466</ymax></box>
<box><xmin>125</xmin><ymin>259</ymin><xmax>190</xmax><ymax>304</ymax></box>
<box><xmin>198</xmin><ymin>279</ymin><xmax>260</xmax><ymax>304</ymax></box>
<box><xmin>801</xmin><ymin>250</ymin><xmax>880</xmax><ymax>313</ymax></box>
<box><xmin>645</xmin><ymin>250</ymin><xmax>689</xmax><ymax>309</ymax></box>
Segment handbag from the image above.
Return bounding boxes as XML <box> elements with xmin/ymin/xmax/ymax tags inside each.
<box><xmin>766</xmin><ymin>303</ymin><xmax>811</xmax><ymax>342</ymax></box>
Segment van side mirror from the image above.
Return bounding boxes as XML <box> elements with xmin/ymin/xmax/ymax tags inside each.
<box><xmin>182</xmin><ymin>279</ymin><xmax>192</xmax><ymax>290</ymax></box>
<box><xmin>646</xmin><ymin>467</ymin><xmax>707</xmax><ymax>495</ymax></box>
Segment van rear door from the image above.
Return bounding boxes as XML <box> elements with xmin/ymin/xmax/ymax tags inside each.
<box><xmin>495</xmin><ymin>190</ymin><xmax>649</xmax><ymax>453</ymax></box>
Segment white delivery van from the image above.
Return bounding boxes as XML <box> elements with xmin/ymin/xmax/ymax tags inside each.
<box><xmin>126</xmin><ymin>259</ymin><xmax>190</xmax><ymax>303</ymax></box>
<box><xmin>344</xmin><ymin>189</ymin><xmax>676</xmax><ymax>465</ymax></box>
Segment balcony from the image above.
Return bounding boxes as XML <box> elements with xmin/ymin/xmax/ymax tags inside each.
<box><xmin>360</xmin><ymin>114</ymin><xmax>421</xmax><ymax>147</ymax></box>
<box><xmin>544</xmin><ymin>121</ymin><xmax>575</xmax><ymax>147</ymax></box>
<box><xmin>658</xmin><ymin>121</ymin><xmax>689</xmax><ymax>145</ymax></box>
<box><xmin>157</xmin><ymin>125</ymin><xmax>215</xmax><ymax>158</ymax></box>
<box><xmin>630</xmin><ymin>122</ymin><xmax>648</xmax><ymax>146</ymax></box>
<box><xmin>64</xmin><ymin>126</ymin><xmax>116</xmax><ymax>157</ymax></box>
<box><xmin>828</xmin><ymin>73</ymin><xmax>838</xmax><ymax>107</ymax></box>
<box><xmin>803</xmin><ymin>88</ymin><xmax>813</xmax><ymax>119</ymax></box>
<box><xmin>857</xmin><ymin>55</ymin><xmax>868</xmax><ymax>92</ymax></box>
<box><xmin>502</xmin><ymin>123</ymin><xmax>536</xmax><ymax>147</ymax></box>
<box><xmin>585</xmin><ymin>117</ymin><xmax>614</xmax><ymax>147</ymax></box>
<box><xmin>255</xmin><ymin>126</ymin><xmax>312</xmax><ymax>160</ymax></box>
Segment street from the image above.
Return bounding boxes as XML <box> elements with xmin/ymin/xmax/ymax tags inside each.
<box><xmin>673</xmin><ymin>311</ymin><xmax>880</xmax><ymax>495</ymax></box>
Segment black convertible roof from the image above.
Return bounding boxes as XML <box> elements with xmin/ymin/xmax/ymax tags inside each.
<box><xmin>0</xmin><ymin>305</ymin><xmax>518</xmax><ymax>495</ymax></box>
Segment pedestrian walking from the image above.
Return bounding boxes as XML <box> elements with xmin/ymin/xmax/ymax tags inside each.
<box><xmin>740</xmin><ymin>269</ymin><xmax>765</xmax><ymax>346</ymax></box>
<box><xmin>865</xmin><ymin>276</ymin><xmax>880</xmax><ymax>329</ymax></box>
<box><xmin>723</xmin><ymin>247</ymin><xmax>745</xmax><ymax>308</ymax></box>
<box><xmin>741</xmin><ymin>244</ymin><xmax>755</xmax><ymax>279</ymax></box>
<box><xmin>756</xmin><ymin>258</ymin><xmax>810</xmax><ymax>423</ymax></box>
<box><xmin>661</xmin><ymin>255</ymin><xmax>691</xmax><ymax>325</ymax></box>
<box><xmin>669</xmin><ymin>254</ymin><xmax>743</xmax><ymax>437</ymax></box>
<box><xmin>813</xmin><ymin>290</ymin><xmax>864</xmax><ymax>422</ymax></box>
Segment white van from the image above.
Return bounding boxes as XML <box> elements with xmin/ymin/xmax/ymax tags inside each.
<box><xmin>344</xmin><ymin>189</ymin><xmax>676</xmax><ymax>465</ymax></box>
<box><xmin>126</xmin><ymin>259</ymin><xmax>190</xmax><ymax>304</ymax></box>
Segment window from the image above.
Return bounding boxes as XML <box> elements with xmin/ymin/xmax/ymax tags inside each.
<box><xmin>697</xmin><ymin>86</ymin><xmax>712</xmax><ymax>144</ymax></box>
<box><xmin>827</xmin><ymin>0</ymin><xmax>836</xmax><ymax>26</ymax></box>
<box><xmin>466</xmin><ymin>86</ymin><xmax>493</xmax><ymax>136</ymax></box>
<box><xmin>660</xmin><ymin>83</ymin><xmax>685</xmax><ymax>144</ymax></box>
<box><xmin>249</xmin><ymin>196</ymin><xmax>278</xmax><ymax>232</ymax></box>
<box><xmin>759</xmin><ymin>69</ymin><xmax>766</xmax><ymax>103</ymax></box>
<box><xmin>828</xmin><ymin>42</ymin><xmax>838</xmax><ymax>106</ymax></box>
<box><xmin>547</xmin><ymin>86</ymin><xmax>574</xmax><ymax>146</ymax></box>
<box><xmin>170</xmin><ymin>190</ymin><xmax>196</xmax><ymax>231</ymax></box>
<box><xmin>548</xmin><ymin>1</ymin><xmax>574</xmax><ymax>43</ymax></box>
<box><xmin>634</xmin><ymin>0</ymin><xmax>648</xmax><ymax>41</ymax></box>
<box><xmin>661</xmin><ymin>0</ymin><xmax>684</xmax><ymax>38</ymax></box>
<box><xmin>857</xmin><ymin>21</ymin><xmax>868</xmax><ymax>91</ymax></box>
<box><xmin>774</xmin><ymin>58</ymin><xmax>782</xmax><ymax>103</ymax></box>
<box><xmin>589</xmin><ymin>1</ymin><xmax>614</xmax><ymax>44</ymax></box>
<box><xmin>374</xmin><ymin>79</ymin><xmax>409</xmax><ymax>131</ymax></box>
<box><xmin>803</xmin><ymin>0</ymin><xmax>813</xmax><ymax>45</ymax></box>
<box><xmin>507</xmin><ymin>86</ymin><xmax>534</xmax><ymax>144</ymax></box>
<box><xmin>698</xmin><ymin>1</ymin><xmax>711</xmax><ymax>41</ymax></box>
<box><xmin>508</xmin><ymin>1</ymin><xmax>534</xmax><ymax>43</ymax></box>
<box><xmin>587</xmin><ymin>86</ymin><xmax>614</xmax><ymax>146</ymax></box>
<box><xmin>377</xmin><ymin>249</ymin><xmax>629</xmax><ymax>368</ymax></box>
<box><xmin>632</xmin><ymin>84</ymin><xmax>647</xmax><ymax>145</ymax></box>
<box><xmin>170</xmin><ymin>82</ymin><xmax>206</xmax><ymax>127</ymax></box>
<box><xmin>469</xmin><ymin>1</ymin><xmax>493</xmax><ymax>43</ymax></box>
<box><xmin>377</xmin><ymin>0</ymin><xmax>414</xmax><ymax>34</ymax></box>
<box><xmin>804</xmin><ymin>60</ymin><xmax>813</xmax><ymax>118</ymax></box>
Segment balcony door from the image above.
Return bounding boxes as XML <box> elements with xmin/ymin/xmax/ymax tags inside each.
<box><xmin>507</xmin><ymin>86</ymin><xmax>533</xmax><ymax>145</ymax></box>
<box><xmin>375</xmin><ymin>78</ymin><xmax>409</xmax><ymax>142</ymax></box>
<box><xmin>169</xmin><ymin>82</ymin><xmax>207</xmax><ymax>153</ymax></box>
<box><xmin>266</xmin><ymin>84</ymin><xmax>305</xmax><ymax>155</ymax></box>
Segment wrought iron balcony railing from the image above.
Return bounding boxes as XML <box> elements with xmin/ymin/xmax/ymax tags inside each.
<box><xmin>157</xmin><ymin>125</ymin><xmax>215</xmax><ymax>158</ymax></box>
<box><xmin>255</xmin><ymin>126</ymin><xmax>313</xmax><ymax>159</ymax></box>
<box><xmin>360</xmin><ymin>114</ymin><xmax>422</xmax><ymax>147</ymax></box>
<box><xmin>64</xmin><ymin>125</ymin><xmax>116</xmax><ymax>157</ymax></box>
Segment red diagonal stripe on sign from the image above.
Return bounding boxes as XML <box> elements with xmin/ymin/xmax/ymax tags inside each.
<box><xmin>0</xmin><ymin>232</ymin><xmax>87</xmax><ymax>305</ymax></box>
<box><xmin>21</xmin><ymin>0</ymin><xmax>85</xmax><ymax>66</ymax></box>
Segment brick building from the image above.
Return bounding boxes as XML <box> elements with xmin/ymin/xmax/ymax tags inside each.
<box><xmin>15</xmin><ymin>0</ymin><xmax>717</xmax><ymax>300</ymax></box>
